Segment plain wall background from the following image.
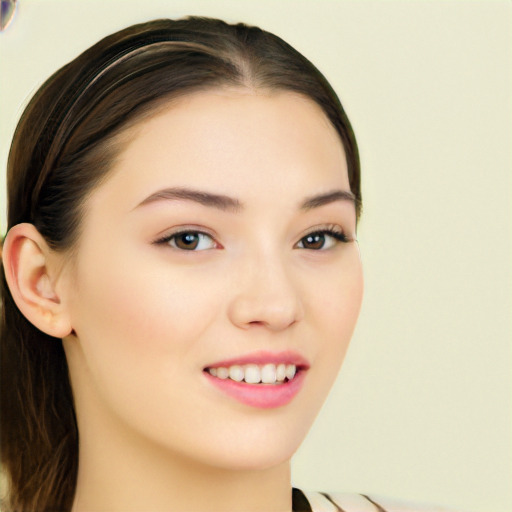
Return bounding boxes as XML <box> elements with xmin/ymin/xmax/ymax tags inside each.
<box><xmin>1</xmin><ymin>1</ymin><xmax>510</xmax><ymax>511</ymax></box>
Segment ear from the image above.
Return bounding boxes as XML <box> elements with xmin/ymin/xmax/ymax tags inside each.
<box><xmin>2</xmin><ymin>223</ymin><xmax>73</xmax><ymax>338</ymax></box>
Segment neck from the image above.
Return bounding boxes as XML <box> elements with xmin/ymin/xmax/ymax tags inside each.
<box><xmin>72</xmin><ymin>419</ymin><xmax>293</xmax><ymax>512</ymax></box>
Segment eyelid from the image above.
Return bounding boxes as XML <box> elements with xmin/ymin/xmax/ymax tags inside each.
<box><xmin>153</xmin><ymin>226</ymin><xmax>222</xmax><ymax>249</ymax></box>
<box><xmin>295</xmin><ymin>224</ymin><xmax>353</xmax><ymax>250</ymax></box>
<box><xmin>151</xmin><ymin>223</ymin><xmax>354</xmax><ymax>250</ymax></box>
<box><xmin>299</xmin><ymin>223</ymin><xmax>351</xmax><ymax>238</ymax></box>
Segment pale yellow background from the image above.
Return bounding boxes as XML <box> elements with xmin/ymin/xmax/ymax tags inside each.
<box><xmin>1</xmin><ymin>1</ymin><xmax>510</xmax><ymax>512</ymax></box>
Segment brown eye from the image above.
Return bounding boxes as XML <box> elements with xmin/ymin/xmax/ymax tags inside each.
<box><xmin>296</xmin><ymin>229</ymin><xmax>348</xmax><ymax>250</ymax></box>
<box><xmin>174</xmin><ymin>233</ymin><xmax>200</xmax><ymax>250</ymax></box>
<box><xmin>163</xmin><ymin>232</ymin><xmax>217</xmax><ymax>251</ymax></box>
<box><xmin>301</xmin><ymin>233</ymin><xmax>326</xmax><ymax>250</ymax></box>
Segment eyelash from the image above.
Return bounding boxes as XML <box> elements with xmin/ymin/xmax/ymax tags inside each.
<box><xmin>296</xmin><ymin>227</ymin><xmax>349</xmax><ymax>250</ymax></box>
<box><xmin>154</xmin><ymin>230</ymin><xmax>219</xmax><ymax>251</ymax></box>
<box><xmin>153</xmin><ymin>225</ymin><xmax>350</xmax><ymax>251</ymax></box>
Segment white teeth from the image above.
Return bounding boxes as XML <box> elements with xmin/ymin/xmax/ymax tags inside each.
<box><xmin>285</xmin><ymin>364</ymin><xmax>296</xmax><ymax>380</ymax></box>
<box><xmin>208</xmin><ymin>363</ymin><xmax>297</xmax><ymax>384</ymax></box>
<box><xmin>229</xmin><ymin>365</ymin><xmax>244</xmax><ymax>382</ymax></box>
<box><xmin>276</xmin><ymin>363</ymin><xmax>286</xmax><ymax>382</ymax></box>
<box><xmin>261</xmin><ymin>363</ymin><xmax>277</xmax><ymax>384</ymax></box>
<box><xmin>244</xmin><ymin>364</ymin><xmax>261</xmax><ymax>384</ymax></box>
<box><xmin>215</xmin><ymin>367</ymin><xmax>229</xmax><ymax>379</ymax></box>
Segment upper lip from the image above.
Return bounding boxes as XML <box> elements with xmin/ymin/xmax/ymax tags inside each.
<box><xmin>204</xmin><ymin>350</ymin><xmax>310</xmax><ymax>370</ymax></box>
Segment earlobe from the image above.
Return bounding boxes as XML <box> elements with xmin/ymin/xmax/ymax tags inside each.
<box><xmin>2</xmin><ymin>223</ymin><xmax>73</xmax><ymax>338</ymax></box>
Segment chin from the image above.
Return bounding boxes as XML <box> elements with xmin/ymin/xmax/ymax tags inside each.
<box><xmin>204</xmin><ymin>445</ymin><xmax>298</xmax><ymax>472</ymax></box>
<box><xmin>184</xmin><ymin>418</ymin><xmax>313</xmax><ymax>473</ymax></box>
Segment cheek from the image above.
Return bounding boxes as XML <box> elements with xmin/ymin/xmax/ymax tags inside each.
<box><xmin>65</xmin><ymin>251</ymin><xmax>228</xmax><ymax>435</ymax></box>
<box><xmin>307</xmin><ymin>247</ymin><xmax>363</xmax><ymax>330</ymax></box>
<box><xmin>74</xmin><ymin>253</ymin><xmax>218</xmax><ymax>343</ymax></box>
<box><xmin>66</xmin><ymin>247</ymin><xmax>227</xmax><ymax>402</ymax></box>
<box><xmin>305</xmin><ymin>250</ymin><xmax>363</xmax><ymax>389</ymax></box>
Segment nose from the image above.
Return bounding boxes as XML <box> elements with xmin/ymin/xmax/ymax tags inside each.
<box><xmin>227</xmin><ymin>253</ymin><xmax>304</xmax><ymax>332</ymax></box>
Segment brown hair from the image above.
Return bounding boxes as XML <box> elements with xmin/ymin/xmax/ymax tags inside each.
<box><xmin>0</xmin><ymin>16</ymin><xmax>360</xmax><ymax>512</ymax></box>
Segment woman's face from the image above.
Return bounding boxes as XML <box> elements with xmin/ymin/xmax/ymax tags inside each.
<box><xmin>62</xmin><ymin>89</ymin><xmax>363</xmax><ymax>470</ymax></box>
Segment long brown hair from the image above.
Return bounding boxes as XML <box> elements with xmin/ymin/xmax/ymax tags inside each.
<box><xmin>0</xmin><ymin>16</ymin><xmax>361</xmax><ymax>512</ymax></box>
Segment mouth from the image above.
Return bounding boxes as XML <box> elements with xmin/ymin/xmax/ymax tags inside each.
<box><xmin>203</xmin><ymin>363</ymin><xmax>301</xmax><ymax>385</ymax></box>
<box><xmin>203</xmin><ymin>351</ymin><xmax>309</xmax><ymax>408</ymax></box>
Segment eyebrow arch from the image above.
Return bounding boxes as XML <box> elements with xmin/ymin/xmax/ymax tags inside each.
<box><xmin>300</xmin><ymin>189</ymin><xmax>357</xmax><ymax>210</ymax></box>
<box><xmin>135</xmin><ymin>187</ymin><xmax>242</xmax><ymax>212</ymax></box>
<box><xmin>134</xmin><ymin>187</ymin><xmax>356</xmax><ymax>212</ymax></box>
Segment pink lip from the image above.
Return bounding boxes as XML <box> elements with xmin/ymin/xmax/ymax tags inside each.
<box><xmin>204</xmin><ymin>350</ymin><xmax>310</xmax><ymax>370</ymax></box>
<box><xmin>204</xmin><ymin>369</ymin><xmax>307</xmax><ymax>409</ymax></box>
<box><xmin>203</xmin><ymin>350</ymin><xmax>310</xmax><ymax>409</ymax></box>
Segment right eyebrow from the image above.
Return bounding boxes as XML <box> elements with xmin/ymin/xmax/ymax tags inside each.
<box><xmin>134</xmin><ymin>187</ymin><xmax>243</xmax><ymax>213</ymax></box>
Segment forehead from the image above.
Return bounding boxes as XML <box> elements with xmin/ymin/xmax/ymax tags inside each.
<box><xmin>88</xmin><ymin>89</ymin><xmax>349</xmax><ymax>213</ymax></box>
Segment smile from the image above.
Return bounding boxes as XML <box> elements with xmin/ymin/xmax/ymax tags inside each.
<box><xmin>203</xmin><ymin>351</ymin><xmax>309</xmax><ymax>408</ymax></box>
<box><xmin>206</xmin><ymin>363</ymin><xmax>297</xmax><ymax>385</ymax></box>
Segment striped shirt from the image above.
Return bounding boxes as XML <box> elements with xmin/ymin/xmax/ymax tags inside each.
<box><xmin>292</xmin><ymin>488</ymin><xmax>462</xmax><ymax>512</ymax></box>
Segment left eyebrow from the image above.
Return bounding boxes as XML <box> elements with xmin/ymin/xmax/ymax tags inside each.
<box><xmin>300</xmin><ymin>190</ymin><xmax>357</xmax><ymax>210</ymax></box>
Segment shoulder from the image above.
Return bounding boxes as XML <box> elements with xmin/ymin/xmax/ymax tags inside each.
<box><xmin>299</xmin><ymin>490</ymin><xmax>464</xmax><ymax>512</ymax></box>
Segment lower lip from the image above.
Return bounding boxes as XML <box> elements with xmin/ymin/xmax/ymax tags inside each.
<box><xmin>203</xmin><ymin>370</ymin><xmax>307</xmax><ymax>409</ymax></box>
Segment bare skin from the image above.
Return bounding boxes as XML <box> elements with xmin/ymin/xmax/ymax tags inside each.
<box><xmin>4</xmin><ymin>89</ymin><xmax>363</xmax><ymax>512</ymax></box>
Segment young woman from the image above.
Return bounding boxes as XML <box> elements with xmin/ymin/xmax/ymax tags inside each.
<box><xmin>1</xmin><ymin>16</ymin><xmax>460</xmax><ymax>512</ymax></box>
